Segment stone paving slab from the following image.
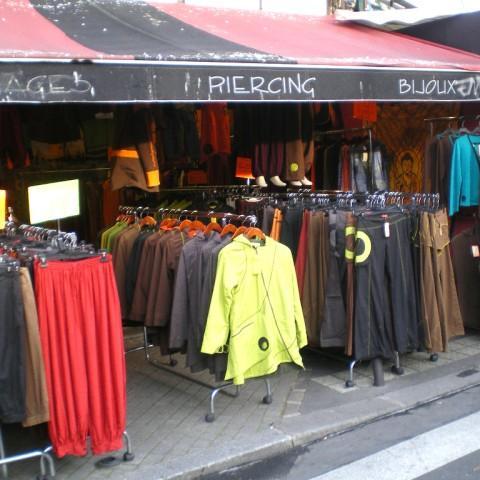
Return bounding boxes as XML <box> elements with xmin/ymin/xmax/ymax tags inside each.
<box><xmin>7</xmin><ymin>332</ymin><xmax>480</xmax><ymax>480</ymax></box>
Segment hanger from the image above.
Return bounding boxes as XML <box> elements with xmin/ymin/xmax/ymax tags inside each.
<box><xmin>205</xmin><ymin>221</ymin><xmax>222</xmax><ymax>235</ymax></box>
<box><xmin>137</xmin><ymin>207</ymin><xmax>156</xmax><ymax>227</ymax></box>
<box><xmin>140</xmin><ymin>215</ymin><xmax>156</xmax><ymax>227</ymax></box>
<box><xmin>241</xmin><ymin>215</ymin><xmax>265</xmax><ymax>242</ymax></box>
<box><xmin>435</xmin><ymin>118</ymin><xmax>457</xmax><ymax>139</ymax></box>
<box><xmin>116</xmin><ymin>212</ymin><xmax>129</xmax><ymax>223</ymax></box>
<box><xmin>220</xmin><ymin>223</ymin><xmax>237</xmax><ymax>237</ymax></box>
<box><xmin>245</xmin><ymin>227</ymin><xmax>266</xmax><ymax>242</ymax></box>
<box><xmin>190</xmin><ymin>220</ymin><xmax>206</xmax><ymax>232</ymax></box>
<box><xmin>232</xmin><ymin>226</ymin><xmax>248</xmax><ymax>239</ymax></box>
<box><xmin>178</xmin><ymin>219</ymin><xmax>192</xmax><ymax>231</ymax></box>
<box><xmin>160</xmin><ymin>210</ymin><xmax>174</xmax><ymax>228</ymax></box>
<box><xmin>471</xmin><ymin>115</ymin><xmax>480</xmax><ymax>135</ymax></box>
<box><xmin>457</xmin><ymin>118</ymin><xmax>472</xmax><ymax>135</ymax></box>
<box><xmin>184</xmin><ymin>210</ymin><xmax>206</xmax><ymax>233</ymax></box>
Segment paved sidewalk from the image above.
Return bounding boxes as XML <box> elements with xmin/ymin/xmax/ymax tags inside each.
<box><xmin>8</xmin><ymin>330</ymin><xmax>480</xmax><ymax>480</ymax></box>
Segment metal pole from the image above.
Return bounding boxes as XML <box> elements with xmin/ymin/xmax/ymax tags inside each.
<box><xmin>0</xmin><ymin>426</ymin><xmax>7</xmax><ymax>479</ymax></box>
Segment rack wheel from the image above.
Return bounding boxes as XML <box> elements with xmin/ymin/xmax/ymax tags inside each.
<box><xmin>345</xmin><ymin>380</ymin><xmax>354</xmax><ymax>388</ymax></box>
<box><xmin>391</xmin><ymin>366</ymin><xmax>404</xmax><ymax>375</ymax></box>
<box><xmin>205</xmin><ymin>413</ymin><xmax>215</xmax><ymax>423</ymax></box>
<box><xmin>262</xmin><ymin>394</ymin><xmax>273</xmax><ymax>405</ymax></box>
<box><xmin>123</xmin><ymin>452</ymin><xmax>135</xmax><ymax>462</ymax></box>
<box><xmin>169</xmin><ymin>359</ymin><xmax>178</xmax><ymax>367</ymax></box>
<box><xmin>430</xmin><ymin>354</ymin><xmax>439</xmax><ymax>362</ymax></box>
<box><xmin>95</xmin><ymin>455</ymin><xmax>122</xmax><ymax>469</ymax></box>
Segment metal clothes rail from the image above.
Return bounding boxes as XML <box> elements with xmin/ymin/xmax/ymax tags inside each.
<box><xmin>122</xmin><ymin>206</ymin><xmax>272</xmax><ymax>422</ymax></box>
<box><xmin>125</xmin><ymin>327</ymin><xmax>273</xmax><ymax>423</ymax></box>
<box><xmin>11</xmin><ymin>167</ymin><xmax>111</xmax><ymax>175</ymax></box>
<box><xmin>0</xmin><ymin>430</ymin><xmax>55</xmax><ymax>480</ymax></box>
<box><xmin>158</xmin><ymin>184</ymin><xmax>259</xmax><ymax>193</ymax></box>
<box><xmin>0</xmin><ymin>218</ymin><xmax>135</xmax><ymax>479</ymax></box>
<box><xmin>315</xmin><ymin>126</ymin><xmax>374</xmax><ymax>138</ymax></box>
<box><xmin>424</xmin><ymin>114</ymin><xmax>480</xmax><ymax>136</ymax></box>
<box><xmin>315</xmin><ymin>127</ymin><xmax>375</xmax><ymax>191</ymax></box>
<box><xmin>119</xmin><ymin>205</ymin><xmax>260</xmax><ymax>227</ymax></box>
<box><xmin>255</xmin><ymin>190</ymin><xmax>441</xmax><ymax>388</ymax></box>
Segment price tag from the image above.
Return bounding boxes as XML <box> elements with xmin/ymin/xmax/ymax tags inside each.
<box><xmin>381</xmin><ymin>214</ymin><xmax>390</xmax><ymax>238</ymax></box>
<box><xmin>472</xmin><ymin>245</ymin><xmax>480</xmax><ymax>258</ymax></box>
<box><xmin>384</xmin><ymin>222</ymin><xmax>390</xmax><ymax>238</ymax></box>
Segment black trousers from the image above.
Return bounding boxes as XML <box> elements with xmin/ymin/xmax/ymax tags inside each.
<box><xmin>354</xmin><ymin>213</ymin><xmax>420</xmax><ymax>361</ymax></box>
<box><xmin>0</xmin><ymin>268</ymin><xmax>26</xmax><ymax>423</ymax></box>
<box><xmin>279</xmin><ymin>205</ymin><xmax>304</xmax><ymax>261</ymax></box>
<box><xmin>321</xmin><ymin>211</ymin><xmax>347</xmax><ymax>348</ymax></box>
<box><xmin>410</xmin><ymin>212</ymin><xmax>426</xmax><ymax>349</ymax></box>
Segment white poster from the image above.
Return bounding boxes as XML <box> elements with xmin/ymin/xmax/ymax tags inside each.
<box><xmin>28</xmin><ymin>179</ymin><xmax>80</xmax><ymax>224</ymax></box>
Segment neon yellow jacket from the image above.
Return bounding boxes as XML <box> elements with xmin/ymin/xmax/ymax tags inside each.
<box><xmin>201</xmin><ymin>235</ymin><xmax>307</xmax><ymax>385</ymax></box>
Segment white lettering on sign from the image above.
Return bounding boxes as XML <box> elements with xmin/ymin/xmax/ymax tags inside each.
<box><xmin>399</xmin><ymin>76</ymin><xmax>480</xmax><ymax>99</ymax></box>
<box><xmin>208</xmin><ymin>74</ymin><xmax>316</xmax><ymax>98</ymax></box>
<box><xmin>0</xmin><ymin>72</ymin><xmax>93</xmax><ymax>97</ymax></box>
<box><xmin>455</xmin><ymin>76</ymin><xmax>480</xmax><ymax>98</ymax></box>
<box><xmin>399</xmin><ymin>78</ymin><xmax>457</xmax><ymax>96</ymax></box>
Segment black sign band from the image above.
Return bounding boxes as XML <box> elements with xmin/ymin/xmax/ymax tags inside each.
<box><xmin>0</xmin><ymin>62</ymin><xmax>479</xmax><ymax>102</ymax></box>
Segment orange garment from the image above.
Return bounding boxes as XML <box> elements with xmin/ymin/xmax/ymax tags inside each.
<box><xmin>200</xmin><ymin>104</ymin><xmax>231</xmax><ymax>158</ymax></box>
<box><xmin>270</xmin><ymin>208</ymin><xmax>283</xmax><ymax>241</ymax></box>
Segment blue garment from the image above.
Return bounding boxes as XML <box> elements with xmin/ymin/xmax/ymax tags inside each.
<box><xmin>449</xmin><ymin>135</ymin><xmax>480</xmax><ymax>215</ymax></box>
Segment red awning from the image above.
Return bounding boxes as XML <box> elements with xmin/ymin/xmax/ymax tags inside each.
<box><xmin>0</xmin><ymin>1</ymin><xmax>479</xmax><ymax>103</ymax></box>
<box><xmin>156</xmin><ymin>3</ymin><xmax>480</xmax><ymax>71</ymax></box>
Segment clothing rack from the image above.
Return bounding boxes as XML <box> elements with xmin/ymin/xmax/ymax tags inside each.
<box><xmin>0</xmin><ymin>216</ymin><xmax>134</xmax><ymax>478</ymax></box>
<box><xmin>423</xmin><ymin>114</ymin><xmax>480</xmax><ymax>136</ymax></box>
<box><xmin>159</xmin><ymin>185</ymin><xmax>259</xmax><ymax>193</ymax></box>
<box><xmin>12</xmin><ymin>167</ymin><xmax>111</xmax><ymax>176</ymax></box>
<box><xmin>120</xmin><ymin>205</ymin><xmax>259</xmax><ymax>227</ymax></box>
<box><xmin>315</xmin><ymin>126</ymin><xmax>373</xmax><ymax>138</ymax></box>
<box><xmin>0</xmin><ymin>433</ymin><xmax>55</xmax><ymax>480</ymax></box>
<box><xmin>16</xmin><ymin>224</ymin><xmax>79</xmax><ymax>250</ymax></box>
<box><xmin>423</xmin><ymin>114</ymin><xmax>479</xmax><ymax>123</ymax></box>
<box><xmin>316</xmin><ymin>127</ymin><xmax>375</xmax><ymax>191</ymax></box>
<box><xmin>315</xmin><ymin>126</ymin><xmax>373</xmax><ymax>153</ymax></box>
<box><xmin>254</xmin><ymin>191</ymin><xmax>442</xmax><ymax>388</ymax></box>
<box><xmin>254</xmin><ymin>189</ymin><xmax>359</xmax><ymax>198</ymax></box>
<box><xmin>351</xmin><ymin>192</ymin><xmax>443</xmax><ymax>387</ymax></box>
<box><xmin>122</xmin><ymin>206</ymin><xmax>271</xmax><ymax>423</ymax></box>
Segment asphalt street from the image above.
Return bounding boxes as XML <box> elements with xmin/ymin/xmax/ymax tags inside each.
<box><xmin>203</xmin><ymin>384</ymin><xmax>480</xmax><ymax>480</ymax></box>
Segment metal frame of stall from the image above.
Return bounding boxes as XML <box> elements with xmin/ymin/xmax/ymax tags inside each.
<box><xmin>251</xmin><ymin>186</ymin><xmax>444</xmax><ymax>388</ymax></box>
<box><xmin>123</xmin><ymin>205</ymin><xmax>273</xmax><ymax>423</ymax></box>
<box><xmin>0</xmin><ymin>219</ymin><xmax>135</xmax><ymax>479</ymax></box>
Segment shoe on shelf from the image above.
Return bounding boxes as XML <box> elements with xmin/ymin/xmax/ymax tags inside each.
<box><xmin>270</xmin><ymin>176</ymin><xmax>287</xmax><ymax>187</ymax></box>
<box><xmin>255</xmin><ymin>176</ymin><xmax>268</xmax><ymax>188</ymax></box>
<box><xmin>301</xmin><ymin>177</ymin><xmax>313</xmax><ymax>186</ymax></box>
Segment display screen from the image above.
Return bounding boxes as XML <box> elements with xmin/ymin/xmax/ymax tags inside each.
<box><xmin>28</xmin><ymin>179</ymin><xmax>80</xmax><ymax>224</ymax></box>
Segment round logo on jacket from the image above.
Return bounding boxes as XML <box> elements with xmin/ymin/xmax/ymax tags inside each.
<box><xmin>258</xmin><ymin>337</ymin><xmax>269</xmax><ymax>351</ymax></box>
